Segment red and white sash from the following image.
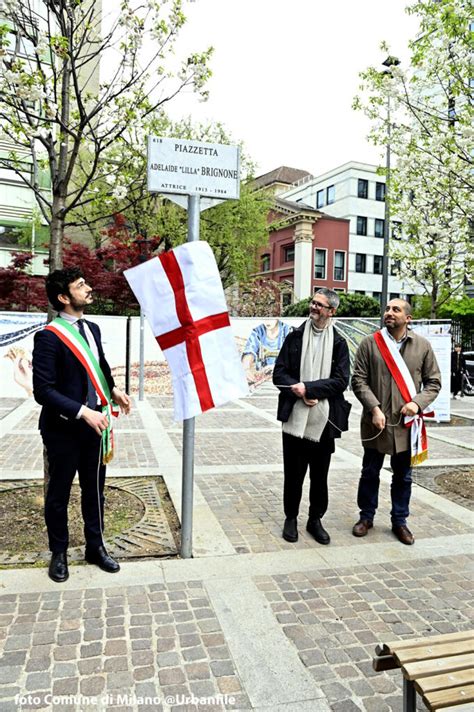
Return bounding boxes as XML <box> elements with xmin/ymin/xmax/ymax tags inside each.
<box><xmin>373</xmin><ymin>328</ymin><xmax>434</xmax><ymax>465</ymax></box>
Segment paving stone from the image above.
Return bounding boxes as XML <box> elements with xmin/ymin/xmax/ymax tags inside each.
<box><xmin>80</xmin><ymin>642</ymin><xmax>103</xmax><ymax>658</ymax></box>
<box><xmin>24</xmin><ymin>671</ymin><xmax>52</xmax><ymax>690</ymax></box>
<box><xmin>52</xmin><ymin>663</ymin><xmax>77</xmax><ymax>679</ymax></box>
<box><xmin>133</xmin><ymin>666</ymin><xmax>155</xmax><ymax>681</ymax></box>
<box><xmin>321</xmin><ymin>681</ymin><xmax>353</xmax><ymax>702</ymax></box>
<box><xmin>104</xmin><ymin>656</ymin><xmax>129</xmax><ymax>672</ymax></box>
<box><xmin>0</xmin><ymin>665</ymin><xmax>22</xmax><ymax>684</ymax></box>
<box><xmin>104</xmin><ymin>639</ymin><xmax>127</xmax><ymax>656</ymax></box>
<box><xmin>52</xmin><ymin>677</ymin><xmax>79</xmax><ymax>695</ymax></box>
<box><xmin>210</xmin><ymin>660</ymin><xmax>234</xmax><ymax>677</ymax></box>
<box><xmin>0</xmin><ymin>650</ymin><xmax>27</xmax><ymax>666</ymax></box>
<box><xmin>158</xmin><ymin>667</ymin><xmax>186</xmax><ymax>685</ymax></box>
<box><xmin>78</xmin><ymin>658</ymin><xmax>102</xmax><ymax>675</ymax></box>
<box><xmin>80</xmin><ymin>676</ymin><xmax>106</xmax><ymax>695</ymax></box>
<box><xmin>185</xmin><ymin>662</ymin><xmax>211</xmax><ymax>680</ymax></box>
<box><xmin>157</xmin><ymin>652</ymin><xmax>181</xmax><ymax>668</ymax></box>
<box><xmin>182</xmin><ymin>646</ymin><xmax>206</xmax><ymax>662</ymax></box>
<box><xmin>131</xmin><ymin>650</ymin><xmax>154</xmax><ymax>666</ymax></box>
<box><xmin>106</xmin><ymin>671</ymin><xmax>134</xmax><ymax>689</ymax></box>
<box><xmin>332</xmin><ymin>701</ymin><xmax>364</xmax><ymax>712</ymax></box>
<box><xmin>25</xmin><ymin>656</ymin><xmax>51</xmax><ymax>672</ymax></box>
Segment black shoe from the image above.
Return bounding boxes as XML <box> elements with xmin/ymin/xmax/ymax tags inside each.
<box><xmin>85</xmin><ymin>545</ymin><xmax>120</xmax><ymax>573</ymax></box>
<box><xmin>306</xmin><ymin>518</ymin><xmax>330</xmax><ymax>545</ymax></box>
<box><xmin>49</xmin><ymin>552</ymin><xmax>69</xmax><ymax>583</ymax></box>
<box><xmin>282</xmin><ymin>517</ymin><xmax>298</xmax><ymax>542</ymax></box>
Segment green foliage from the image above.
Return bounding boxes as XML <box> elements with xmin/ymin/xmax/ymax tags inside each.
<box><xmin>80</xmin><ymin>117</ymin><xmax>270</xmax><ymax>288</ymax></box>
<box><xmin>437</xmin><ymin>295</ymin><xmax>474</xmax><ymax>319</ymax></box>
<box><xmin>336</xmin><ymin>293</ymin><xmax>381</xmax><ymax>317</ymax></box>
<box><xmin>413</xmin><ymin>293</ymin><xmax>474</xmax><ymax>319</ymax></box>
<box><xmin>354</xmin><ymin>0</ymin><xmax>473</xmax><ymax>316</ymax></box>
<box><xmin>283</xmin><ymin>296</ymin><xmax>311</xmax><ymax>317</ymax></box>
<box><xmin>0</xmin><ymin>0</ymin><xmax>214</xmax><ymax>271</ymax></box>
<box><xmin>283</xmin><ymin>293</ymin><xmax>381</xmax><ymax>318</ymax></box>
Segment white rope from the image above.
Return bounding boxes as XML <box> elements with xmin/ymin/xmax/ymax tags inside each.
<box><xmin>273</xmin><ymin>384</ymin><xmax>402</xmax><ymax>442</ymax></box>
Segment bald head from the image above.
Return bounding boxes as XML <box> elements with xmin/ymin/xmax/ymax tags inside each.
<box><xmin>383</xmin><ymin>298</ymin><xmax>412</xmax><ymax>337</ymax></box>
<box><xmin>387</xmin><ymin>298</ymin><xmax>412</xmax><ymax>316</ymax></box>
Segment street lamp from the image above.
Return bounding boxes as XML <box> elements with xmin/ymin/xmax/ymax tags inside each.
<box><xmin>380</xmin><ymin>55</ymin><xmax>400</xmax><ymax>327</ymax></box>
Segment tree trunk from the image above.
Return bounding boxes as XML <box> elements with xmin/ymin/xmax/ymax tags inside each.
<box><xmin>430</xmin><ymin>280</ymin><xmax>438</xmax><ymax>319</ymax></box>
<box><xmin>49</xmin><ymin>197</ymin><xmax>66</xmax><ymax>272</ymax></box>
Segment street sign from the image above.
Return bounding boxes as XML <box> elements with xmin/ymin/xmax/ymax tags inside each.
<box><xmin>147</xmin><ymin>136</ymin><xmax>240</xmax><ymax>201</ymax></box>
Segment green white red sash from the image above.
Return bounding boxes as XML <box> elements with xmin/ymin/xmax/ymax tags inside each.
<box><xmin>373</xmin><ymin>328</ymin><xmax>434</xmax><ymax>465</ymax></box>
<box><xmin>45</xmin><ymin>317</ymin><xmax>119</xmax><ymax>463</ymax></box>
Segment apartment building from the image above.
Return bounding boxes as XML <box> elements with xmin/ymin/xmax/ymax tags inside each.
<box><xmin>280</xmin><ymin>161</ymin><xmax>418</xmax><ymax>303</ymax></box>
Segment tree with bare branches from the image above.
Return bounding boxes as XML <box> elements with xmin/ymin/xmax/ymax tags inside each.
<box><xmin>0</xmin><ymin>0</ymin><xmax>212</xmax><ymax>271</ymax></box>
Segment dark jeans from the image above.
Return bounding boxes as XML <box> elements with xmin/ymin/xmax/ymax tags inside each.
<box><xmin>357</xmin><ymin>447</ymin><xmax>412</xmax><ymax>526</ymax></box>
<box><xmin>282</xmin><ymin>432</ymin><xmax>335</xmax><ymax>519</ymax></box>
<box><xmin>42</xmin><ymin>420</ymin><xmax>106</xmax><ymax>553</ymax></box>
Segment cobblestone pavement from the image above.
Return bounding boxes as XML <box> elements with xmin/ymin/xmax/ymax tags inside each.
<box><xmin>1</xmin><ymin>388</ymin><xmax>473</xmax><ymax>712</ymax></box>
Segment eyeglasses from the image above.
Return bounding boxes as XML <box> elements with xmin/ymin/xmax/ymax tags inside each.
<box><xmin>311</xmin><ymin>301</ymin><xmax>331</xmax><ymax>310</ymax></box>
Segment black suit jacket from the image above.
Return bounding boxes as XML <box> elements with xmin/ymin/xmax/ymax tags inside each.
<box><xmin>32</xmin><ymin>319</ymin><xmax>115</xmax><ymax>432</ymax></box>
<box><xmin>272</xmin><ymin>321</ymin><xmax>351</xmax><ymax>439</ymax></box>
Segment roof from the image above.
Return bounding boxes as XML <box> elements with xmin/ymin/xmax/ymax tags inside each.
<box><xmin>252</xmin><ymin>166</ymin><xmax>313</xmax><ymax>190</ymax></box>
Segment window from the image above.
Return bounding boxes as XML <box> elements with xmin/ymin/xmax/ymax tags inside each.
<box><xmin>283</xmin><ymin>244</ymin><xmax>294</xmax><ymax>262</ymax></box>
<box><xmin>374</xmin><ymin>218</ymin><xmax>385</xmax><ymax>238</ymax></box>
<box><xmin>392</xmin><ymin>221</ymin><xmax>402</xmax><ymax>239</ymax></box>
<box><xmin>355</xmin><ymin>290</ymin><xmax>365</xmax><ymax>295</ymax></box>
<box><xmin>373</xmin><ymin>255</ymin><xmax>383</xmax><ymax>274</ymax></box>
<box><xmin>375</xmin><ymin>182</ymin><xmax>386</xmax><ymax>201</ymax></box>
<box><xmin>334</xmin><ymin>251</ymin><xmax>345</xmax><ymax>281</ymax></box>
<box><xmin>356</xmin><ymin>216</ymin><xmax>367</xmax><ymax>236</ymax></box>
<box><xmin>355</xmin><ymin>254</ymin><xmax>366</xmax><ymax>273</ymax></box>
<box><xmin>372</xmin><ymin>291</ymin><xmax>382</xmax><ymax>304</ymax></box>
<box><xmin>261</xmin><ymin>254</ymin><xmax>270</xmax><ymax>272</ymax></box>
<box><xmin>326</xmin><ymin>185</ymin><xmax>335</xmax><ymax>204</ymax></box>
<box><xmin>390</xmin><ymin>259</ymin><xmax>401</xmax><ymax>276</ymax></box>
<box><xmin>390</xmin><ymin>292</ymin><xmax>400</xmax><ymax>300</ymax></box>
<box><xmin>358</xmin><ymin>179</ymin><xmax>368</xmax><ymax>199</ymax></box>
<box><xmin>316</xmin><ymin>189</ymin><xmax>325</xmax><ymax>209</ymax></box>
<box><xmin>314</xmin><ymin>249</ymin><xmax>327</xmax><ymax>280</ymax></box>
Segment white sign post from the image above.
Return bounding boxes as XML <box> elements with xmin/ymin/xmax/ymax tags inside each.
<box><xmin>147</xmin><ymin>136</ymin><xmax>240</xmax><ymax>558</ymax></box>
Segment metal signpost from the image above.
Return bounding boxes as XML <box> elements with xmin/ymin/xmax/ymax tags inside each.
<box><xmin>147</xmin><ymin>136</ymin><xmax>240</xmax><ymax>558</ymax></box>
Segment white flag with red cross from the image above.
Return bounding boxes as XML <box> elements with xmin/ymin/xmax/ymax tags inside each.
<box><xmin>124</xmin><ymin>241</ymin><xmax>248</xmax><ymax>420</ymax></box>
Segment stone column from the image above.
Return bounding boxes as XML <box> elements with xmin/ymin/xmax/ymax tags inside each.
<box><xmin>293</xmin><ymin>220</ymin><xmax>314</xmax><ymax>300</ymax></box>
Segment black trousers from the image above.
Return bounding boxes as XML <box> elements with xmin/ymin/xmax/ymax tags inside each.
<box><xmin>42</xmin><ymin>420</ymin><xmax>106</xmax><ymax>553</ymax></box>
<box><xmin>282</xmin><ymin>432</ymin><xmax>335</xmax><ymax>519</ymax></box>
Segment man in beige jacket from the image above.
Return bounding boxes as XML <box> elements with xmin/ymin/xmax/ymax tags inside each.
<box><xmin>351</xmin><ymin>299</ymin><xmax>441</xmax><ymax>544</ymax></box>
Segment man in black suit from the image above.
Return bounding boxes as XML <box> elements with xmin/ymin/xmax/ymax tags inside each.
<box><xmin>33</xmin><ymin>267</ymin><xmax>131</xmax><ymax>582</ymax></box>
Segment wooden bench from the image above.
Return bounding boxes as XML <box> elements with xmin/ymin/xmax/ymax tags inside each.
<box><xmin>373</xmin><ymin>630</ymin><xmax>474</xmax><ymax>711</ymax></box>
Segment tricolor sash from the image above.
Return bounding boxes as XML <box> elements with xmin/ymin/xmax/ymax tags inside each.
<box><xmin>45</xmin><ymin>317</ymin><xmax>119</xmax><ymax>463</ymax></box>
<box><xmin>373</xmin><ymin>328</ymin><xmax>434</xmax><ymax>465</ymax></box>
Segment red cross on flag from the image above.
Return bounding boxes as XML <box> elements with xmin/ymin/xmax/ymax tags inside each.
<box><xmin>124</xmin><ymin>241</ymin><xmax>248</xmax><ymax>420</ymax></box>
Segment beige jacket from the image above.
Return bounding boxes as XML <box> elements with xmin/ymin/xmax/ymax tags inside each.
<box><xmin>351</xmin><ymin>331</ymin><xmax>441</xmax><ymax>454</ymax></box>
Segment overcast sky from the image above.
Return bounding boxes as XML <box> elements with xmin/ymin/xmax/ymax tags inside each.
<box><xmin>163</xmin><ymin>0</ymin><xmax>419</xmax><ymax>178</ymax></box>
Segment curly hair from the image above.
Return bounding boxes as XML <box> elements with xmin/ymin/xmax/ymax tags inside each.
<box><xmin>45</xmin><ymin>267</ymin><xmax>84</xmax><ymax>311</ymax></box>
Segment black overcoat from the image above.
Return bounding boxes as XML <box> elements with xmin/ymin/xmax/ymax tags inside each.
<box><xmin>272</xmin><ymin>321</ymin><xmax>351</xmax><ymax>439</ymax></box>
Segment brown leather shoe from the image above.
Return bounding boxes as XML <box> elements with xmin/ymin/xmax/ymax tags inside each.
<box><xmin>392</xmin><ymin>525</ymin><xmax>414</xmax><ymax>545</ymax></box>
<box><xmin>352</xmin><ymin>519</ymin><xmax>373</xmax><ymax>537</ymax></box>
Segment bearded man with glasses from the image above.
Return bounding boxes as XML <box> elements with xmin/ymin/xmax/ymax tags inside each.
<box><xmin>273</xmin><ymin>288</ymin><xmax>351</xmax><ymax>545</ymax></box>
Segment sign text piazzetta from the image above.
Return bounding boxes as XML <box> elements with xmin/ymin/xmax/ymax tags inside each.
<box><xmin>147</xmin><ymin>137</ymin><xmax>240</xmax><ymax>200</ymax></box>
